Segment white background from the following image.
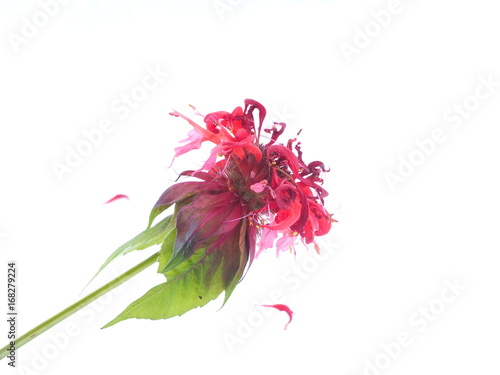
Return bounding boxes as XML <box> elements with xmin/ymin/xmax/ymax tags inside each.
<box><xmin>1</xmin><ymin>0</ymin><xmax>500</xmax><ymax>374</ymax></box>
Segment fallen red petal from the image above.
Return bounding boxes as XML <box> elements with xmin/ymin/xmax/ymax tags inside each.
<box><xmin>260</xmin><ymin>304</ymin><xmax>294</xmax><ymax>330</ymax></box>
<box><xmin>104</xmin><ymin>194</ymin><xmax>129</xmax><ymax>204</ymax></box>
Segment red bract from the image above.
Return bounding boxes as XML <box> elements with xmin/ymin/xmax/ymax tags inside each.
<box><xmin>162</xmin><ymin>99</ymin><xmax>334</xmax><ymax>265</ymax></box>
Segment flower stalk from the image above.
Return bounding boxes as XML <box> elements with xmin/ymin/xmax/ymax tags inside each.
<box><xmin>0</xmin><ymin>98</ymin><xmax>336</xmax><ymax>360</ymax></box>
<box><xmin>0</xmin><ymin>252</ymin><xmax>159</xmax><ymax>360</ymax></box>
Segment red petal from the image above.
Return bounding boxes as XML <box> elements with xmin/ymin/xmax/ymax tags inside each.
<box><xmin>267</xmin><ymin>144</ymin><xmax>300</xmax><ymax>178</ymax></box>
<box><xmin>232</xmin><ymin>146</ymin><xmax>245</xmax><ymax>160</ymax></box>
<box><xmin>173</xmin><ymin>130</ymin><xmax>204</xmax><ymax>158</ymax></box>
<box><xmin>259</xmin><ymin>304</ymin><xmax>294</xmax><ymax>330</ymax></box>
<box><xmin>171</xmin><ymin>110</ymin><xmax>221</xmax><ymax>144</ymax></box>
<box><xmin>104</xmin><ymin>194</ymin><xmax>129</xmax><ymax>204</ymax></box>
<box><xmin>261</xmin><ymin>200</ymin><xmax>302</xmax><ymax>231</ymax></box>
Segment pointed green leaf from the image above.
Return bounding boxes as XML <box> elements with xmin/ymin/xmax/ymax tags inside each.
<box><xmin>103</xmin><ymin>248</ymin><xmax>225</xmax><ymax>328</ymax></box>
<box><xmin>103</xmin><ymin>220</ymin><xmax>251</xmax><ymax>327</ymax></box>
<box><xmin>148</xmin><ymin>205</ymin><xmax>170</xmax><ymax>230</ymax></box>
<box><xmin>221</xmin><ymin>220</ymin><xmax>249</xmax><ymax>305</ymax></box>
<box><xmin>161</xmin><ymin>242</ymin><xmax>206</xmax><ymax>279</ymax></box>
<box><xmin>87</xmin><ymin>215</ymin><xmax>173</xmax><ymax>287</ymax></box>
<box><xmin>147</xmin><ymin>189</ymin><xmax>197</xmax><ymax>229</ymax></box>
<box><xmin>156</xmin><ymin>227</ymin><xmax>177</xmax><ymax>273</ymax></box>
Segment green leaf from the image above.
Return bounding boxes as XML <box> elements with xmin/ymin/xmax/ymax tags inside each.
<box><xmin>86</xmin><ymin>215</ymin><xmax>173</xmax><ymax>288</ymax></box>
<box><xmin>102</xmin><ymin>220</ymin><xmax>251</xmax><ymax>327</ymax></box>
<box><xmin>220</xmin><ymin>220</ymin><xmax>249</xmax><ymax>305</ymax></box>
<box><xmin>157</xmin><ymin>227</ymin><xmax>207</xmax><ymax>276</ymax></box>
<box><xmin>156</xmin><ymin>227</ymin><xmax>177</xmax><ymax>274</ymax></box>
<box><xmin>161</xmin><ymin>242</ymin><xmax>205</xmax><ymax>280</ymax></box>
<box><xmin>103</xmin><ymin>248</ymin><xmax>225</xmax><ymax>328</ymax></box>
<box><xmin>147</xmin><ymin>191</ymin><xmax>196</xmax><ymax>229</ymax></box>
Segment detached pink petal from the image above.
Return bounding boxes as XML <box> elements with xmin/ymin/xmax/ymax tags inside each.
<box><xmin>260</xmin><ymin>304</ymin><xmax>294</xmax><ymax>330</ymax></box>
<box><xmin>104</xmin><ymin>194</ymin><xmax>129</xmax><ymax>204</ymax></box>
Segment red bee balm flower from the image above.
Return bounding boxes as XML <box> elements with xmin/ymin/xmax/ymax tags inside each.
<box><xmin>100</xmin><ymin>99</ymin><xmax>334</xmax><ymax>327</ymax></box>
<box><xmin>0</xmin><ymin>99</ymin><xmax>335</xmax><ymax>358</ymax></box>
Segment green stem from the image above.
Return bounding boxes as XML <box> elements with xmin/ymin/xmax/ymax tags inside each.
<box><xmin>0</xmin><ymin>252</ymin><xmax>159</xmax><ymax>360</ymax></box>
